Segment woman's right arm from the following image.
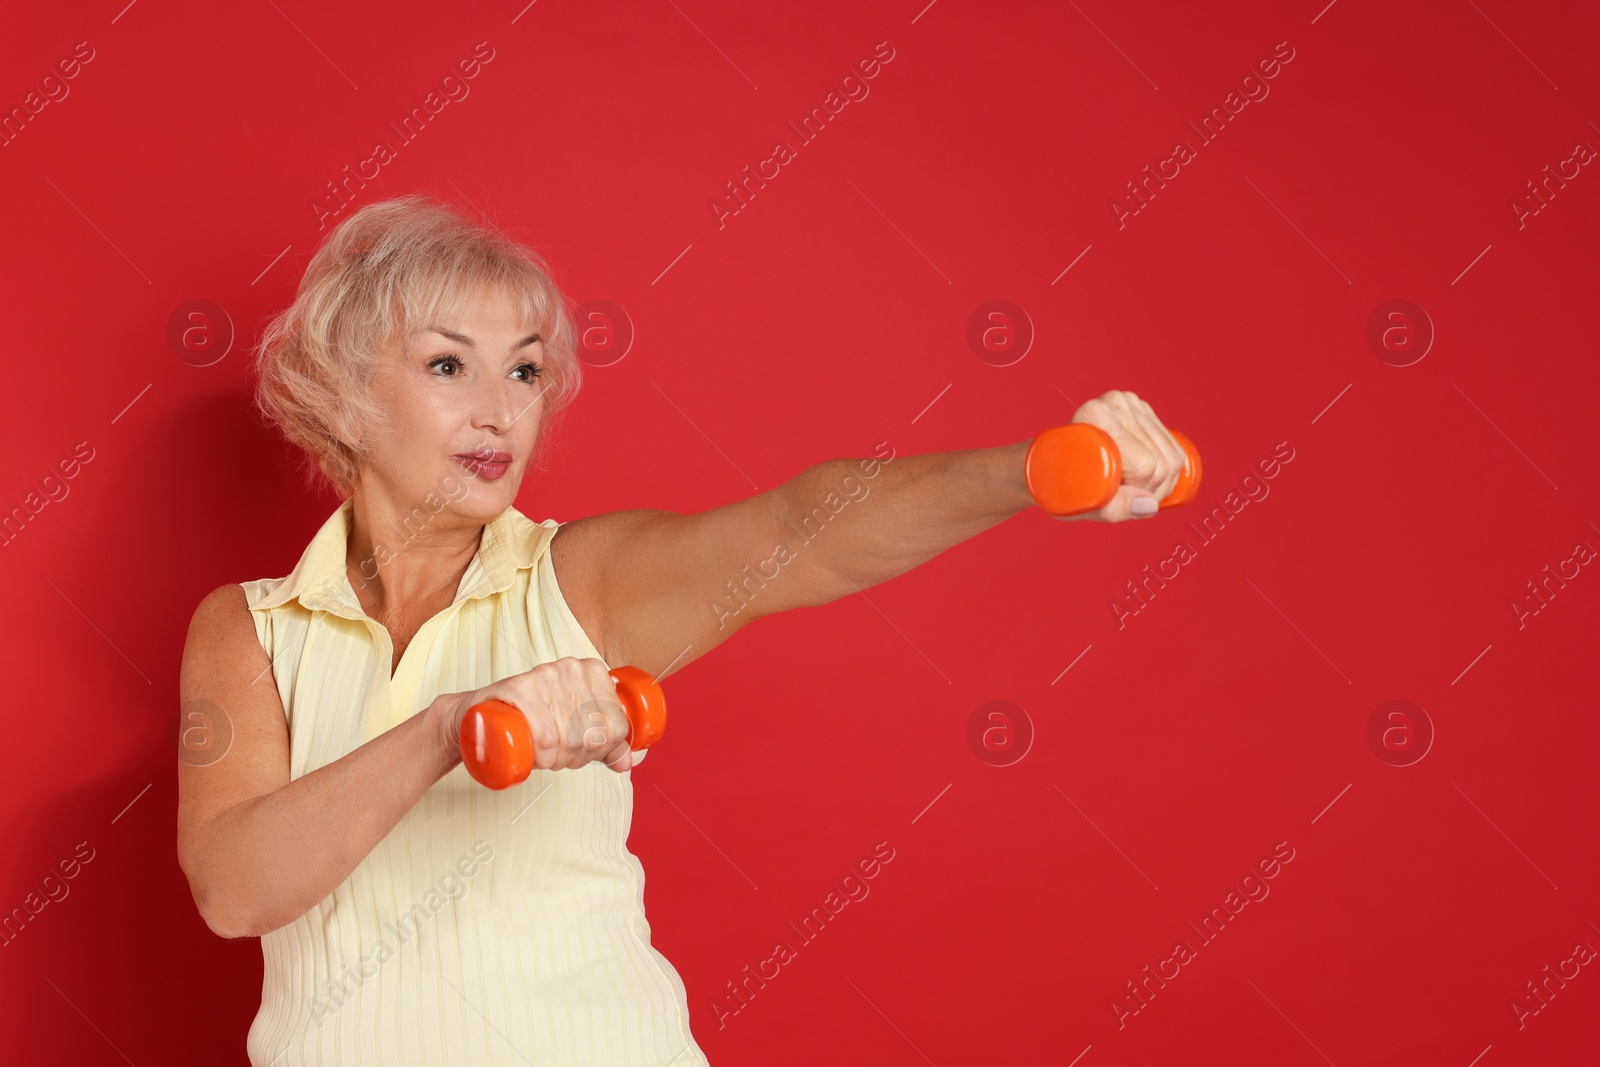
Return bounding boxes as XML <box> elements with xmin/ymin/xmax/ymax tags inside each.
<box><xmin>176</xmin><ymin>584</ymin><xmax>462</xmax><ymax>939</ymax></box>
<box><xmin>176</xmin><ymin>584</ymin><xmax>636</xmax><ymax>939</ymax></box>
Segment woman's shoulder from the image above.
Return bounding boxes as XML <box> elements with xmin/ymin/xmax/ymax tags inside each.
<box><xmin>191</xmin><ymin>582</ymin><xmax>251</xmax><ymax>619</ymax></box>
<box><xmin>183</xmin><ymin>583</ymin><xmax>262</xmax><ymax>661</ymax></box>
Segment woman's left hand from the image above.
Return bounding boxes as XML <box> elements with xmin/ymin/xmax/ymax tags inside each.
<box><xmin>1056</xmin><ymin>390</ymin><xmax>1188</xmax><ymax>523</ymax></box>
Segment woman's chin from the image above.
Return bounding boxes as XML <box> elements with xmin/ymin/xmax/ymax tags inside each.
<box><xmin>451</xmin><ymin>469</ymin><xmax>521</xmax><ymax>508</ymax></box>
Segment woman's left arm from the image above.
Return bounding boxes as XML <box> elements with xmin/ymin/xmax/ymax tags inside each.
<box><xmin>553</xmin><ymin>390</ymin><xmax>1186</xmax><ymax>678</ymax></box>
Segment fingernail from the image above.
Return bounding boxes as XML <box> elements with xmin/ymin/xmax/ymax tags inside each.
<box><xmin>1130</xmin><ymin>496</ymin><xmax>1158</xmax><ymax>517</ymax></box>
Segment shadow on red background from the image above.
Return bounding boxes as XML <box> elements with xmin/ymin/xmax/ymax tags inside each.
<box><xmin>2</xmin><ymin>1</ymin><xmax>1597</xmax><ymax>1064</ymax></box>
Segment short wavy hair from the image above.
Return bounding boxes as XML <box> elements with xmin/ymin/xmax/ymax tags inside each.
<box><xmin>251</xmin><ymin>194</ymin><xmax>583</xmax><ymax>498</ymax></box>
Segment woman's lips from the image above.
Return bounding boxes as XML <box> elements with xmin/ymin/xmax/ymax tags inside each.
<box><xmin>455</xmin><ymin>452</ymin><xmax>512</xmax><ymax>479</ymax></box>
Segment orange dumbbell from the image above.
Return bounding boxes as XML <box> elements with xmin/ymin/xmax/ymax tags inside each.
<box><xmin>459</xmin><ymin>665</ymin><xmax>668</xmax><ymax>789</ymax></box>
<box><xmin>1023</xmin><ymin>424</ymin><xmax>1202</xmax><ymax>518</ymax></box>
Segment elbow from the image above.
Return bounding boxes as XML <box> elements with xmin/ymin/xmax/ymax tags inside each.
<box><xmin>195</xmin><ymin>883</ymin><xmax>305</xmax><ymax>939</ymax></box>
<box><xmin>182</xmin><ymin>855</ymin><xmax>267</xmax><ymax>939</ymax></box>
<box><xmin>192</xmin><ymin>882</ymin><xmax>261</xmax><ymax>939</ymax></box>
<box><xmin>181</xmin><ymin>832</ymin><xmax>272</xmax><ymax>938</ymax></box>
<box><xmin>206</xmin><ymin>913</ymin><xmax>256</xmax><ymax>940</ymax></box>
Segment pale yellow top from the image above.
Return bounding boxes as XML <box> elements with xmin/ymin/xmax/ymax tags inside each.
<box><xmin>238</xmin><ymin>497</ymin><xmax>708</xmax><ymax>1066</ymax></box>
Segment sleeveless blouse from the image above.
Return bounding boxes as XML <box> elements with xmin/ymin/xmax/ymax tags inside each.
<box><xmin>237</xmin><ymin>497</ymin><xmax>709</xmax><ymax>1066</ymax></box>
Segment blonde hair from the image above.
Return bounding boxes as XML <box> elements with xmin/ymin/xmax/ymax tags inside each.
<box><xmin>251</xmin><ymin>194</ymin><xmax>583</xmax><ymax>498</ymax></box>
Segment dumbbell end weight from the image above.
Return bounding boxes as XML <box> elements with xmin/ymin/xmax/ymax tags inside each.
<box><xmin>1024</xmin><ymin>423</ymin><xmax>1201</xmax><ymax>518</ymax></box>
<box><xmin>1158</xmin><ymin>430</ymin><xmax>1201</xmax><ymax>510</ymax></box>
<box><xmin>460</xmin><ymin>700</ymin><xmax>535</xmax><ymax>790</ymax></box>
<box><xmin>460</xmin><ymin>666</ymin><xmax>668</xmax><ymax>790</ymax></box>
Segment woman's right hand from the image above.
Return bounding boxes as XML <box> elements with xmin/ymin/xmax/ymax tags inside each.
<box><xmin>433</xmin><ymin>656</ymin><xmax>636</xmax><ymax>775</ymax></box>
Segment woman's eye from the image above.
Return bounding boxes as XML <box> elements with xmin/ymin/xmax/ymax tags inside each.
<box><xmin>429</xmin><ymin>356</ymin><xmax>541</xmax><ymax>381</ymax></box>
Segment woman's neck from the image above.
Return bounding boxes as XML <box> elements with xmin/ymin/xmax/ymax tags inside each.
<box><xmin>343</xmin><ymin>490</ymin><xmax>484</xmax><ymax>616</ymax></box>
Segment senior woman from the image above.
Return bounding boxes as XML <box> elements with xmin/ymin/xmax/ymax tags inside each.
<box><xmin>176</xmin><ymin>194</ymin><xmax>1190</xmax><ymax>1066</ymax></box>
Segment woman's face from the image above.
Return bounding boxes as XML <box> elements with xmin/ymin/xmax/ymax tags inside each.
<box><xmin>356</xmin><ymin>285</ymin><xmax>548</xmax><ymax>523</ymax></box>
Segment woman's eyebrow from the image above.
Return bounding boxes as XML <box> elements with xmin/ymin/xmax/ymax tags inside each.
<box><xmin>417</xmin><ymin>326</ymin><xmax>542</xmax><ymax>349</ymax></box>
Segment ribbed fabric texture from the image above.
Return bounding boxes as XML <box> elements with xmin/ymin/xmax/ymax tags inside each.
<box><xmin>238</xmin><ymin>497</ymin><xmax>708</xmax><ymax>1066</ymax></box>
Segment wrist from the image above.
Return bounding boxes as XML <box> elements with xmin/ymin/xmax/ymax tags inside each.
<box><xmin>426</xmin><ymin>695</ymin><xmax>464</xmax><ymax>774</ymax></box>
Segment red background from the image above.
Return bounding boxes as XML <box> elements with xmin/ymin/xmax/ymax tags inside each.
<box><xmin>2</xmin><ymin>1</ymin><xmax>1598</xmax><ymax>1064</ymax></box>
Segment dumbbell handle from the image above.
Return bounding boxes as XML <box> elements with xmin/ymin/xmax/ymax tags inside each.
<box><xmin>459</xmin><ymin>665</ymin><xmax>668</xmax><ymax>789</ymax></box>
<box><xmin>1024</xmin><ymin>424</ymin><xmax>1202</xmax><ymax>518</ymax></box>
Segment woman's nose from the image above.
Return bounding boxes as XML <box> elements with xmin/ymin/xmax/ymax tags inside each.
<box><xmin>470</xmin><ymin>380</ymin><xmax>517</xmax><ymax>432</ymax></box>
